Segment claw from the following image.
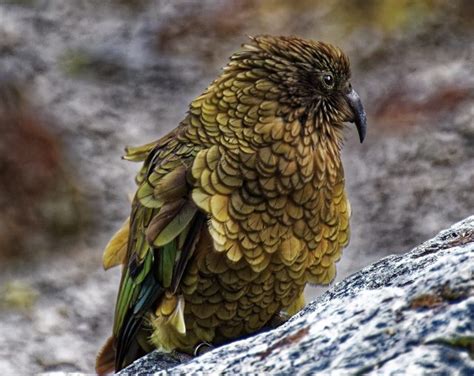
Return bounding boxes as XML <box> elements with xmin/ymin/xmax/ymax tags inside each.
<box><xmin>268</xmin><ymin>312</ymin><xmax>290</xmax><ymax>329</ymax></box>
<box><xmin>193</xmin><ymin>341</ymin><xmax>215</xmax><ymax>356</ymax></box>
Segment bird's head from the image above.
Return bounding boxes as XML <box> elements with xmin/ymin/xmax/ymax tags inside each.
<box><xmin>225</xmin><ymin>35</ymin><xmax>367</xmax><ymax>144</ymax></box>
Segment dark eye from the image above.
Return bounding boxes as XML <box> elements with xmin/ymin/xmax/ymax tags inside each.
<box><xmin>322</xmin><ymin>74</ymin><xmax>334</xmax><ymax>88</ymax></box>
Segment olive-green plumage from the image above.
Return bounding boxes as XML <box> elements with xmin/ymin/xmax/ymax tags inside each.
<box><xmin>96</xmin><ymin>35</ymin><xmax>367</xmax><ymax>374</ymax></box>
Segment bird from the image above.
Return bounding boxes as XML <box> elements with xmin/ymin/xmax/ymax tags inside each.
<box><xmin>96</xmin><ymin>35</ymin><xmax>367</xmax><ymax>374</ymax></box>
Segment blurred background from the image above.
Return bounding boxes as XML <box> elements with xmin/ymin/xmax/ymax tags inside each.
<box><xmin>0</xmin><ymin>0</ymin><xmax>473</xmax><ymax>373</ymax></box>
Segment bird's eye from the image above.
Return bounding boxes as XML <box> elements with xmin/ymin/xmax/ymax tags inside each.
<box><xmin>322</xmin><ymin>74</ymin><xmax>334</xmax><ymax>88</ymax></box>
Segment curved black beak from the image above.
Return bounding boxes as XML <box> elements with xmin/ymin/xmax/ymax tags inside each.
<box><xmin>344</xmin><ymin>88</ymin><xmax>367</xmax><ymax>143</ymax></box>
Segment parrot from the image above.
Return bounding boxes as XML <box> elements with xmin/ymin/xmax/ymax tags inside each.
<box><xmin>96</xmin><ymin>35</ymin><xmax>367</xmax><ymax>374</ymax></box>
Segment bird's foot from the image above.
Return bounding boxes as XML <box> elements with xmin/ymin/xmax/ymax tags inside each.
<box><xmin>193</xmin><ymin>341</ymin><xmax>215</xmax><ymax>356</ymax></box>
<box><xmin>267</xmin><ymin>311</ymin><xmax>290</xmax><ymax>329</ymax></box>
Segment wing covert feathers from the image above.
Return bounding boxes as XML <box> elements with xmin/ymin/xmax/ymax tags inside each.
<box><xmin>109</xmin><ymin>133</ymin><xmax>203</xmax><ymax>371</ymax></box>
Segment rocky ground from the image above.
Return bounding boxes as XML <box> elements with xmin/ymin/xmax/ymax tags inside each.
<box><xmin>0</xmin><ymin>0</ymin><xmax>473</xmax><ymax>373</ymax></box>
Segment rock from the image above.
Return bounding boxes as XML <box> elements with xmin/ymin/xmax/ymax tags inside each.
<box><xmin>120</xmin><ymin>216</ymin><xmax>474</xmax><ymax>375</ymax></box>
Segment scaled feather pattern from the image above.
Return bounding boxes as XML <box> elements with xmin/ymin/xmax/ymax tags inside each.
<box><xmin>96</xmin><ymin>35</ymin><xmax>367</xmax><ymax>373</ymax></box>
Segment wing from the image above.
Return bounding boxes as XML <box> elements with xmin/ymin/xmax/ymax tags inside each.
<box><xmin>109</xmin><ymin>130</ymin><xmax>206</xmax><ymax>371</ymax></box>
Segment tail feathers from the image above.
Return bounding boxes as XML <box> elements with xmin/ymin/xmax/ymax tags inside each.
<box><xmin>96</xmin><ymin>335</ymin><xmax>116</xmax><ymax>375</ymax></box>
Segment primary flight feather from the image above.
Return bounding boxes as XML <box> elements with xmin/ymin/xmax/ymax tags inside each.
<box><xmin>96</xmin><ymin>35</ymin><xmax>367</xmax><ymax>373</ymax></box>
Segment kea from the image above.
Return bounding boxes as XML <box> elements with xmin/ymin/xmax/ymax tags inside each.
<box><xmin>96</xmin><ymin>35</ymin><xmax>367</xmax><ymax>373</ymax></box>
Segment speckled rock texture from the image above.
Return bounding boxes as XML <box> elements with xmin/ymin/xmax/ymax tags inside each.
<box><xmin>120</xmin><ymin>216</ymin><xmax>474</xmax><ymax>375</ymax></box>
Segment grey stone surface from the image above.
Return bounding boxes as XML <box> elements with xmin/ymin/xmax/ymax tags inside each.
<box><xmin>120</xmin><ymin>216</ymin><xmax>474</xmax><ymax>375</ymax></box>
